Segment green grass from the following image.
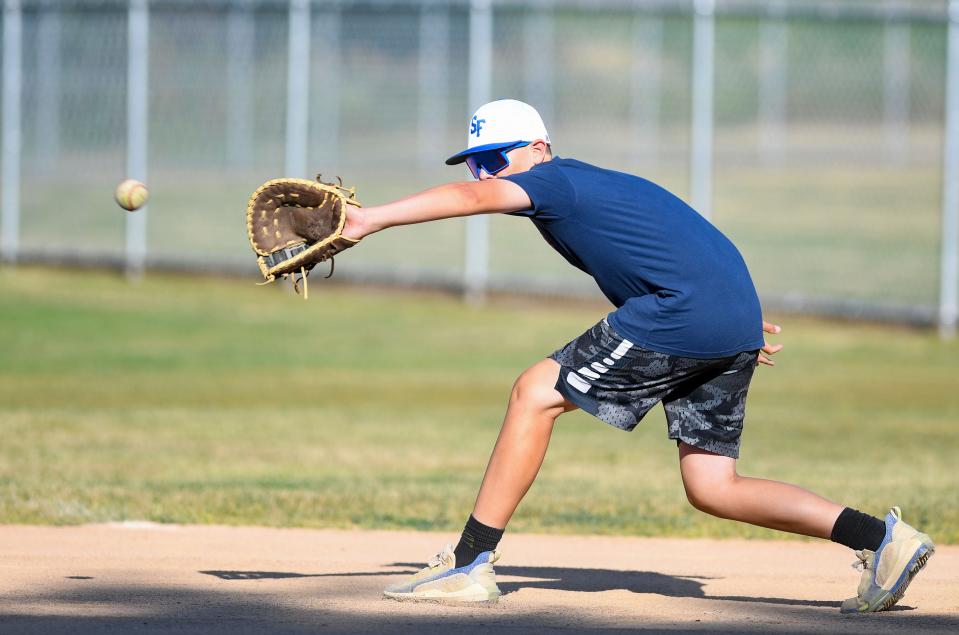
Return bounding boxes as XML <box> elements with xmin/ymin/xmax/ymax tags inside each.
<box><xmin>1</xmin><ymin>267</ymin><xmax>957</xmax><ymax>542</ymax></box>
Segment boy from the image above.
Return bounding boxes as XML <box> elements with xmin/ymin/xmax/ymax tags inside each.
<box><xmin>340</xmin><ymin>99</ymin><xmax>934</xmax><ymax>612</ymax></box>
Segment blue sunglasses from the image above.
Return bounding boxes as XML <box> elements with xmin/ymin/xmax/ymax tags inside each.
<box><xmin>465</xmin><ymin>141</ymin><xmax>531</xmax><ymax>179</ymax></box>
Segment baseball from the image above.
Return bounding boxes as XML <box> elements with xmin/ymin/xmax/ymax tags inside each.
<box><xmin>114</xmin><ymin>179</ymin><xmax>149</xmax><ymax>211</ymax></box>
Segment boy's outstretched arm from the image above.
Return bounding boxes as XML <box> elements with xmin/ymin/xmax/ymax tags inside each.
<box><xmin>342</xmin><ymin>180</ymin><xmax>531</xmax><ymax>240</ymax></box>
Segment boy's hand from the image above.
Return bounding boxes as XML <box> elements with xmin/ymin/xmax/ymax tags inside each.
<box><xmin>342</xmin><ymin>203</ymin><xmax>369</xmax><ymax>241</ymax></box>
<box><xmin>758</xmin><ymin>321</ymin><xmax>783</xmax><ymax>366</ymax></box>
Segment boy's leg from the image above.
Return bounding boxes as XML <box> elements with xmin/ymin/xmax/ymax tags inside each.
<box><xmin>471</xmin><ymin>357</ymin><xmax>578</xmax><ymax>529</ymax></box>
<box><xmin>382</xmin><ymin>358</ymin><xmax>576</xmax><ymax>603</ymax></box>
<box><xmin>668</xmin><ymin>352</ymin><xmax>935</xmax><ymax>613</ymax></box>
<box><xmin>677</xmin><ymin>442</ymin><xmax>843</xmax><ymax>538</ymax></box>
<box><xmin>453</xmin><ymin>358</ymin><xmax>577</xmax><ymax>567</ymax></box>
<box><xmin>665</xmin><ymin>352</ymin><xmax>879</xmax><ymax>545</ymax></box>
<box><xmin>678</xmin><ymin>442</ymin><xmax>936</xmax><ymax>613</ymax></box>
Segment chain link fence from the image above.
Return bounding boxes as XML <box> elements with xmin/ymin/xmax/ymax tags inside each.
<box><xmin>2</xmin><ymin>0</ymin><xmax>958</xmax><ymax>331</ymax></box>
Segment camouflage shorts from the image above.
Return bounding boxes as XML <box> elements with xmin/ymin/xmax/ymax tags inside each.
<box><xmin>550</xmin><ymin>318</ymin><xmax>758</xmax><ymax>459</ymax></box>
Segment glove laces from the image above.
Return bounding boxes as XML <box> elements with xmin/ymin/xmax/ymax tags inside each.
<box><xmin>289</xmin><ymin>260</ymin><xmax>335</xmax><ymax>300</ymax></box>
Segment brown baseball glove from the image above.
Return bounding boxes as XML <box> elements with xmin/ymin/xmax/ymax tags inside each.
<box><xmin>246</xmin><ymin>175</ymin><xmax>361</xmax><ymax>298</ymax></box>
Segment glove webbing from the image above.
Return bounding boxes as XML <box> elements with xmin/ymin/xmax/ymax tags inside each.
<box><xmin>263</xmin><ymin>243</ymin><xmax>308</xmax><ymax>269</ymax></box>
<box><xmin>262</xmin><ymin>243</ymin><xmax>335</xmax><ymax>300</ymax></box>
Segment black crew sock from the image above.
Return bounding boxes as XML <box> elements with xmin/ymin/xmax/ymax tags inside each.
<box><xmin>830</xmin><ymin>507</ymin><xmax>886</xmax><ymax>552</ymax></box>
<box><xmin>453</xmin><ymin>515</ymin><xmax>505</xmax><ymax>567</ymax></box>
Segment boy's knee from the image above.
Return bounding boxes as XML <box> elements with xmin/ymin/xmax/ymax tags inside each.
<box><xmin>684</xmin><ymin>485</ymin><xmax>720</xmax><ymax>516</ymax></box>
<box><xmin>510</xmin><ymin>361</ymin><xmax>567</xmax><ymax>418</ymax></box>
<box><xmin>682</xmin><ymin>473</ymin><xmax>737</xmax><ymax>517</ymax></box>
<box><xmin>679</xmin><ymin>444</ymin><xmax>740</xmax><ymax>517</ymax></box>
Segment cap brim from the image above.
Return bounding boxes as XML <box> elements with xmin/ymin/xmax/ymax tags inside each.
<box><xmin>445</xmin><ymin>141</ymin><xmax>523</xmax><ymax>166</ymax></box>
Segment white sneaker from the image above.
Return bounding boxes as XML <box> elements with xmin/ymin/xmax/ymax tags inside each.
<box><xmin>384</xmin><ymin>544</ymin><xmax>502</xmax><ymax>604</ymax></box>
<box><xmin>840</xmin><ymin>507</ymin><xmax>935</xmax><ymax>613</ymax></box>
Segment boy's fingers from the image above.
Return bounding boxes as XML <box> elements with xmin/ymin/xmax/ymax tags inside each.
<box><xmin>760</xmin><ymin>322</ymin><xmax>783</xmax><ymax>368</ymax></box>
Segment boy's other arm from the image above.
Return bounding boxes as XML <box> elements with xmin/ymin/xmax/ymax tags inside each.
<box><xmin>343</xmin><ymin>180</ymin><xmax>531</xmax><ymax>240</ymax></box>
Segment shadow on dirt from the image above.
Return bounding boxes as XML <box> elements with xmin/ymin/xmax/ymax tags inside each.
<box><xmin>2</xmin><ymin>566</ymin><xmax>953</xmax><ymax>635</ymax></box>
<box><xmin>391</xmin><ymin>562</ymin><xmax>709</xmax><ymax>596</ymax></box>
<box><xmin>389</xmin><ymin>562</ymin><xmax>846</xmax><ymax>609</ymax></box>
<box><xmin>202</xmin><ymin>563</ymin><xmax>921</xmax><ymax>611</ymax></box>
<box><xmin>200</xmin><ymin>570</ymin><xmax>417</xmax><ymax>580</ymax></box>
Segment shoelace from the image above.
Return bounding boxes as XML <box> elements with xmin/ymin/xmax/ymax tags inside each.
<box><xmin>427</xmin><ymin>549</ymin><xmax>453</xmax><ymax>569</ymax></box>
<box><xmin>851</xmin><ymin>550</ymin><xmax>873</xmax><ymax>572</ymax></box>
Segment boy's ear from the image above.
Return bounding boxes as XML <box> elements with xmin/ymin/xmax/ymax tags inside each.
<box><xmin>531</xmin><ymin>139</ymin><xmax>550</xmax><ymax>161</ymax></box>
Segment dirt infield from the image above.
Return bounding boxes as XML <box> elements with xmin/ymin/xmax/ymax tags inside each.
<box><xmin>0</xmin><ymin>524</ymin><xmax>956</xmax><ymax>634</ymax></box>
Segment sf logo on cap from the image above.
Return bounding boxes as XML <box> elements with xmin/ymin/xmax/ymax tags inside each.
<box><xmin>470</xmin><ymin>115</ymin><xmax>486</xmax><ymax>138</ymax></box>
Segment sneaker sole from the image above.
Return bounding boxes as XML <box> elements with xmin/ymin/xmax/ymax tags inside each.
<box><xmin>383</xmin><ymin>583</ymin><xmax>501</xmax><ymax>605</ymax></box>
<box><xmin>875</xmin><ymin>544</ymin><xmax>935</xmax><ymax>612</ymax></box>
<box><xmin>843</xmin><ymin>542</ymin><xmax>935</xmax><ymax>614</ymax></box>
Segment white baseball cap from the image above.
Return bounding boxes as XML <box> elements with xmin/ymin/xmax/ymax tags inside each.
<box><xmin>445</xmin><ymin>99</ymin><xmax>551</xmax><ymax>165</ymax></box>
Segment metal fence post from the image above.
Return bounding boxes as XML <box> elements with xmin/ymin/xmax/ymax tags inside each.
<box><xmin>285</xmin><ymin>0</ymin><xmax>310</xmax><ymax>178</ymax></box>
<box><xmin>465</xmin><ymin>0</ymin><xmax>492</xmax><ymax>304</ymax></box>
<box><xmin>126</xmin><ymin>0</ymin><xmax>149</xmax><ymax>278</ymax></box>
<box><xmin>941</xmin><ymin>0</ymin><xmax>959</xmax><ymax>338</ymax></box>
<box><xmin>227</xmin><ymin>0</ymin><xmax>255</xmax><ymax>168</ymax></box>
<box><xmin>2</xmin><ymin>0</ymin><xmax>22</xmax><ymax>265</ymax></box>
<box><xmin>690</xmin><ymin>0</ymin><xmax>715</xmax><ymax>219</ymax></box>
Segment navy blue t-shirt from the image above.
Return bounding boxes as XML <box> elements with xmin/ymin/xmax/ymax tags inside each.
<box><xmin>503</xmin><ymin>158</ymin><xmax>764</xmax><ymax>358</ymax></box>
